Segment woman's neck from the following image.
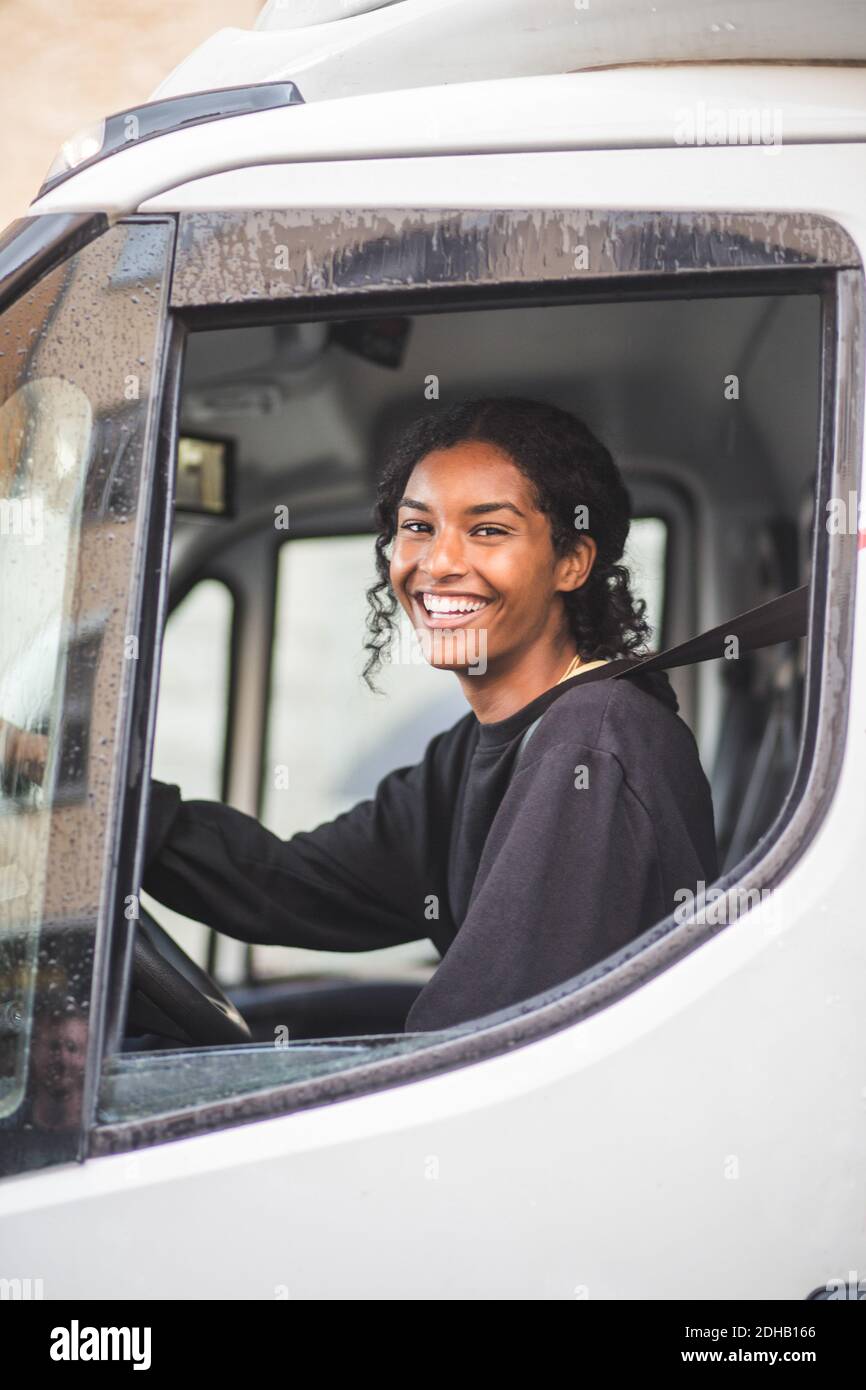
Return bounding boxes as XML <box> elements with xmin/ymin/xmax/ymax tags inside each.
<box><xmin>456</xmin><ymin>635</ymin><xmax>579</xmax><ymax>723</ymax></box>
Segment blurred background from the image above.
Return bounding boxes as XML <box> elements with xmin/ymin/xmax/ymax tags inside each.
<box><xmin>0</xmin><ymin>0</ymin><xmax>260</xmax><ymax>227</ymax></box>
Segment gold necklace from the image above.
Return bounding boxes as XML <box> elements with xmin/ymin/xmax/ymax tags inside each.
<box><xmin>556</xmin><ymin>654</ymin><xmax>610</xmax><ymax>685</ymax></box>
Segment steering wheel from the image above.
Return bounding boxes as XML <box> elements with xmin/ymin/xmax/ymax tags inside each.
<box><xmin>129</xmin><ymin>906</ymin><xmax>252</xmax><ymax>1046</ymax></box>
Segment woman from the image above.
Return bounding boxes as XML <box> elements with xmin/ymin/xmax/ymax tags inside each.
<box><xmin>142</xmin><ymin>397</ymin><xmax>718</xmax><ymax>1032</ymax></box>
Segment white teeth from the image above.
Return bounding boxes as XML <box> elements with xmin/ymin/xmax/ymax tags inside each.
<box><xmin>421</xmin><ymin>593</ymin><xmax>487</xmax><ymax>614</ymax></box>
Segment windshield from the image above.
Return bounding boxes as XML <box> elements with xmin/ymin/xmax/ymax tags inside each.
<box><xmin>0</xmin><ymin>344</ymin><xmax>93</xmax><ymax>1120</ymax></box>
<box><xmin>0</xmin><ymin>220</ymin><xmax>172</xmax><ymax>1160</ymax></box>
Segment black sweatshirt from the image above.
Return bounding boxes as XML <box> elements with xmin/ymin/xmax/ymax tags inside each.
<box><xmin>142</xmin><ymin>665</ymin><xmax>718</xmax><ymax>1032</ymax></box>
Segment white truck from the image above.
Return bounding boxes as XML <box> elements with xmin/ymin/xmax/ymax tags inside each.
<box><xmin>0</xmin><ymin>0</ymin><xmax>864</xmax><ymax>1300</ymax></box>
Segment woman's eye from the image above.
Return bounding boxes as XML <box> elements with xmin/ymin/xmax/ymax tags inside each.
<box><xmin>398</xmin><ymin>520</ymin><xmax>509</xmax><ymax>536</ymax></box>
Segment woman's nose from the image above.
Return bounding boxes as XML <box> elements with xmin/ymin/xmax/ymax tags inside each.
<box><xmin>422</xmin><ymin>527</ymin><xmax>467</xmax><ymax>578</ymax></box>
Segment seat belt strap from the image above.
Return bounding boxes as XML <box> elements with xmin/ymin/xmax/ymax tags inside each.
<box><xmin>510</xmin><ymin>584</ymin><xmax>809</xmax><ymax>772</ymax></box>
<box><xmin>614</xmin><ymin>583</ymin><xmax>809</xmax><ymax>680</ymax></box>
<box><xmin>515</xmin><ymin>713</ymin><xmax>544</xmax><ymax>761</ymax></box>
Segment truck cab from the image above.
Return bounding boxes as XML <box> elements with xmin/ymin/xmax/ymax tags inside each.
<box><xmin>0</xmin><ymin>0</ymin><xmax>863</xmax><ymax>1299</ymax></box>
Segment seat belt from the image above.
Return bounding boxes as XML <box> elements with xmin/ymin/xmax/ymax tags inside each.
<box><xmin>612</xmin><ymin>583</ymin><xmax>809</xmax><ymax>678</ymax></box>
<box><xmin>513</xmin><ymin>584</ymin><xmax>809</xmax><ymax>766</ymax></box>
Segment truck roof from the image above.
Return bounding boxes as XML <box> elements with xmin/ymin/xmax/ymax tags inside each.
<box><xmin>26</xmin><ymin>1</ymin><xmax>866</xmax><ymax>216</ymax></box>
<box><xmin>152</xmin><ymin>0</ymin><xmax>866</xmax><ymax>105</ymax></box>
<box><xmin>29</xmin><ymin>61</ymin><xmax>866</xmax><ymax>216</ymax></box>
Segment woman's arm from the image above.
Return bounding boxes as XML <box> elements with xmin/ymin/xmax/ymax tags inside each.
<box><xmin>141</xmin><ymin>723</ymin><xmax>468</xmax><ymax>954</ymax></box>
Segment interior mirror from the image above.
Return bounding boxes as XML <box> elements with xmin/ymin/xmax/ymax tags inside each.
<box><xmin>175</xmin><ymin>435</ymin><xmax>234</xmax><ymax>516</ymax></box>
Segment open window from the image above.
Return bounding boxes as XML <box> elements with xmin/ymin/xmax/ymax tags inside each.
<box><xmin>10</xmin><ymin>208</ymin><xmax>854</xmax><ymax>1160</ymax></box>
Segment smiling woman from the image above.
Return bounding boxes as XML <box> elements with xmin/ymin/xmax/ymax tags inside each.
<box><xmin>141</xmin><ymin>396</ymin><xmax>718</xmax><ymax>1032</ymax></box>
<box><xmin>369</xmin><ymin>397</ymin><xmax>651</xmax><ymax>722</ymax></box>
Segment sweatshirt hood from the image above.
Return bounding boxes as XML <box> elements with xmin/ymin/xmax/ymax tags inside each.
<box><xmin>623</xmin><ymin>667</ymin><xmax>680</xmax><ymax>714</ymax></box>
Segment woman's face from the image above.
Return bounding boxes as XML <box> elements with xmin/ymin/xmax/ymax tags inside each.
<box><xmin>390</xmin><ymin>440</ymin><xmax>595</xmax><ymax>672</ymax></box>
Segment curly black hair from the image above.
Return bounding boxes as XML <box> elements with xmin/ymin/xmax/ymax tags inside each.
<box><xmin>363</xmin><ymin>396</ymin><xmax>651</xmax><ymax>688</ymax></box>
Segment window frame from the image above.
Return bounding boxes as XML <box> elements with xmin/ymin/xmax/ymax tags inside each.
<box><xmin>95</xmin><ymin>208</ymin><xmax>861</xmax><ymax>1157</ymax></box>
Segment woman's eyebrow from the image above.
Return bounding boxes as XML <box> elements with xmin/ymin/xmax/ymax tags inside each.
<box><xmin>396</xmin><ymin>498</ymin><xmax>526</xmax><ymax>517</ymax></box>
<box><xmin>465</xmin><ymin>501</ymin><xmax>526</xmax><ymax>518</ymax></box>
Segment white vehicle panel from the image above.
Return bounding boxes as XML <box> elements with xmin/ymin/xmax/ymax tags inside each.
<box><xmin>153</xmin><ymin>0</ymin><xmax>866</xmax><ymax>106</ymax></box>
<box><xmin>2</xmin><ymin>136</ymin><xmax>865</xmax><ymax>1298</ymax></box>
<box><xmin>29</xmin><ymin>66</ymin><xmax>866</xmax><ymax>216</ymax></box>
<box><xmin>137</xmin><ymin>142</ymin><xmax>866</xmax><ymax>221</ymax></box>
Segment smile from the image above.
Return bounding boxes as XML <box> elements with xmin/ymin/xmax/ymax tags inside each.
<box><xmin>413</xmin><ymin>591</ymin><xmax>493</xmax><ymax>627</ymax></box>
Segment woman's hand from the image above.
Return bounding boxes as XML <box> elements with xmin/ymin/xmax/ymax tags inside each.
<box><xmin>0</xmin><ymin>717</ymin><xmax>50</xmax><ymax>785</ymax></box>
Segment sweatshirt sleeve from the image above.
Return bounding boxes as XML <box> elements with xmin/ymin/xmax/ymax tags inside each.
<box><xmin>404</xmin><ymin>735</ymin><xmax>712</xmax><ymax>1031</ymax></box>
<box><xmin>140</xmin><ymin>736</ymin><xmax>456</xmax><ymax>953</ymax></box>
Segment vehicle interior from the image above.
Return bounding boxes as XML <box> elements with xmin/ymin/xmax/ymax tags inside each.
<box><xmin>124</xmin><ymin>286</ymin><xmax>820</xmax><ymax>1054</ymax></box>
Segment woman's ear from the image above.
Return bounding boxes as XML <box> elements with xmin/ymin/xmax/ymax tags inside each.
<box><xmin>556</xmin><ymin>535</ymin><xmax>597</xmax><ymax>592</ymax></box>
